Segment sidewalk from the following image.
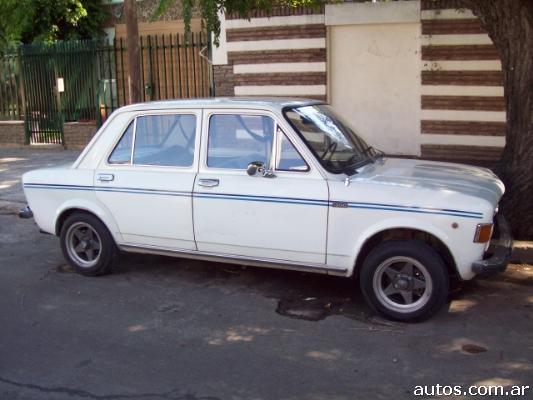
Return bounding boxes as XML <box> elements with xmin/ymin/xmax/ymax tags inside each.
<box><xmin>1</xmin><ymin>145</ymin><xmax>532</xmax><ymax>264</ymax></box>
<box><xmin>0</xmin><ymin>147</ymin><xmax>80</xmax><ymax>213</ymax></box>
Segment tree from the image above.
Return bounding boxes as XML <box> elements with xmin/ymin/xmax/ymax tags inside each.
<box><xmin>124</xmin><ymin>0</ymin><xmax>142</xmax><ymax>103</ymax></box>
<box><xmin>156</xmin><ymin>0</ymin><xmax>532</xmax><ymax>239</ymax></box>
<box><xmin>154</xmin><ymin>0</ymin><xmax>320</xmax><ymax>45</ymax></box>
<box><xmin>0</xmin><ymin>0</ymin><xmax>108</xmax><ymax>51</ymax></box>
<box><xmin>456</xmin><ymin>0</ymin><xmax>532</xmax><ymax>239</ymax></box>
<box><xmin>0</xmin><ymin>0</ymin><xmax>27</xmax><ymax>51</ymax></box>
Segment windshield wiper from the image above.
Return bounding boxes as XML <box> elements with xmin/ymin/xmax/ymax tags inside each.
<box><xmin>361</xmin><ymin>146</ymin><xmax>374</xmax><ymax>156</ymax></box>
<box><xmin>339</xmin><ymin>156</ymin><xmax>370</xmax><ymax>175</ymax></box>
<box><xmin>361</xmin><ymin>146</ymin><xmax>385</xmax><ymax>158</ymax></box>
<box><xmin>342</xmin><ymin>146</ymin><xmax>385</xmax><ymax>175</ymax></box>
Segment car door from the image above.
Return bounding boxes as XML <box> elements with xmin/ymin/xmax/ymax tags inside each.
<box><xmin>192</xmin><ymin>109</ymin><xmax>329</xmax><ymax>266</ymax></box>
<box><xmin>94</xmin><ymin>110</ymin><xmax>201</xmax><ymax>250</ymax></box>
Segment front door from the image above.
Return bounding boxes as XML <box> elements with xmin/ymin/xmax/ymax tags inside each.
<box><xmin>193</xmin><ymin>110</ymin><xmax>329</xmax><ymax>265</ymax></box>
<box><xmin>94</xmin><ymin>111</ymin><xmax>200</xmax><ymax>250</ymax></box>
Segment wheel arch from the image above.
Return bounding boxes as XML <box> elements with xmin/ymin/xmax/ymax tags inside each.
<box><xmin>54</xmin><ymin>200</ymin><xmax>120</xmax><ymax>242</ymax></box>
<box><xmin>351</xmin><ymin>224</ymin><xmax>458</xmax><ymax>280</ymax></box>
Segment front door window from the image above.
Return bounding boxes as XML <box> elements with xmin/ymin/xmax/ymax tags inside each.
<box><xmin>207</xmin><ymin>114</ymin><xmax>275</xmax><ymax>169</ymax></box>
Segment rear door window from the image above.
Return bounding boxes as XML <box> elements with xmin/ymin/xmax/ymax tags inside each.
<box><xmin>108</xmin><ymin>114</ymin><xmax>197</xmax><ymax>167</ymax></box>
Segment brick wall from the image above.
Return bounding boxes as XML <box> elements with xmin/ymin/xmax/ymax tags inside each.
<box><xmin>0</xmin><ymin>121</ymin><xmax>25</xmax><ymax>147</ymax></box>
<box><xmin>0</xmin><ymin>121</ymin><xmax>96</xmax><ymax>148</ymax></box>
<box><xmin>213</xmin><ymin>65</ymin><xmax>235</xmax><ymax>97</ymax></box>
<box><xmin>212</xmin><ymin>1</ymin><xmax>506</xmax><ymax>166</ymax></box>
<box><xmin>214</xmin><ymin>9</ymin><xmax>327</xmax><ymax>100</ymax></box>
<box><xmin>419</xmin><ymin>0</ymin><xmax>505</xmax><ymax>164</ymax></box>
<box><xmin>63</xmin><ymin>122</ymin><xmax>97</xmax><ymax>149</ymax></box>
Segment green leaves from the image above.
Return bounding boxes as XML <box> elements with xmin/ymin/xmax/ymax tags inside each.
<box><xmin>0</xmin><ymin>0</ymin><xmax>108</xmax><ymax>51</ymax></box>
<box><xmin>151</xmin><ymin>0</ymin><xmax>175</xmax><ymax>21</ymax></box>
<box><xmin>152</xmin><ymin>0</ymin><xmax>326</xmax><ymax>46</ymax></box>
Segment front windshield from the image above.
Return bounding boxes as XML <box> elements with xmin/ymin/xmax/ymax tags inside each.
<box><xmin>284</xmin><ymin>104</ymin><xmax>376</xmax><ymax>174</ymax></box>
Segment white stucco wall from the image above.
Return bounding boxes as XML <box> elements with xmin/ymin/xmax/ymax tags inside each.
<box><xmin>326</xmin><ymin>1</ymin><xmax>421</xmax><ymax>156</ymax></box>
<box><xmin>212</xmin><ymin>10</ymin><xmax>228</xmax><ymax>65</ymax></box>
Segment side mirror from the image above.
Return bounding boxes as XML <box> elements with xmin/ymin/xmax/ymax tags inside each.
<box><xmin>246</xmin><ymin>161</ymin><xmax>276</xmax><ymax>178</ymax></box>
<box><xmin>247</xmin><ymin>161</ymin><xmax>263</xmax><ymax>176</ymax></box>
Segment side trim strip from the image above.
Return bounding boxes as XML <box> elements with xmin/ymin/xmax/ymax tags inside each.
<box><xmin>119</xmin><ymin>243</ymin><xmax>347</xmax><ymax>276</ymax></box>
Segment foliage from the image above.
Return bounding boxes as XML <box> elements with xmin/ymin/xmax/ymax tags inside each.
<box><xmin>153</xmin><ymin>0</ymin><xmax>325</xmax><ymax>45</ymax></box>
<box><xmin>0</xmin><ymin>0</ymin><xmax>109</xmax><ymax>51</ymax></box>
<box><xmin>0</xmin><ymin>0</ymin><xmax>27</xmax><ymax>51</ymax></box>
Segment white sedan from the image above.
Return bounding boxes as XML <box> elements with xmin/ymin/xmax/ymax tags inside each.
<box><xmin>22</xmin><ymin>98</ymin><xmax>512</xmax><ymax>321</ymax></box>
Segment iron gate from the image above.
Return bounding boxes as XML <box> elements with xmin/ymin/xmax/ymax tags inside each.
<box><xmin>3</xmin><ymin>36</ymin><xmax>213</xmax><ymax>144</ymax></box>
<box><xmin>20</xmin><ymin>41</ymin><xmax>99</xmax><ymax>144</ymax></box>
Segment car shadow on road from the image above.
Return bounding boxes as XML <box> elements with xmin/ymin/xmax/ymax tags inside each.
<box><xmin>53</xmin><ymin>243</ymin><xmax>533</xmax><ymax>321</ymax></box>
<box><xmin>89</xmin><ymin>251</ymin><xmax>405</xmax><ymax>328</ymax></box>
<box><xmin>55</xmin><ymin>250</ymin><xmax>532</xmax><ymax>330</ymax></box>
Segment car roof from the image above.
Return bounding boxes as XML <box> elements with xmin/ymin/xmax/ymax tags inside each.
<box><xmin>116</xmin><ymin>97</ymin><xmax>324</xmax><ymax>113</ymax></box>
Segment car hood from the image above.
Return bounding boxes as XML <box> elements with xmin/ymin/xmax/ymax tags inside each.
<box><xmin>355</xmin><ymin>158</ymin><xmax>505</xmax><ymax>207</ymax></box>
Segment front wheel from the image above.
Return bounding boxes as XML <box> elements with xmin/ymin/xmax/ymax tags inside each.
<box><xmin>60</xmin><ymin>212</ymin><xmax>117</xmax><ymax>276</ymax></box>
<box><xmin>359</xmin><ymin>240</ymin><xmax>449</xmax><ymax>321</ymax></box>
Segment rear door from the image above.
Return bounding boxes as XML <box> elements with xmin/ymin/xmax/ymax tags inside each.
<box><xmin>94</xmin><ymin>110</ymin><xmax>201</xmax><ymax>250</ymax></box>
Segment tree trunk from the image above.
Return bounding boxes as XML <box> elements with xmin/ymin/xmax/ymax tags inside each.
<box><xmin>124</xmin><ymin>0</ymin><xmax>142</xmax><ymax>104</ymax></box>
<box><xmin>460</xmin><ymin>0</ymin><xmax>533</xmax><ymax>240</ymax></box>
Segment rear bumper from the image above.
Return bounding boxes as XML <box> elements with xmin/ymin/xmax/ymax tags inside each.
<box><xmin>18</xmin><ymin>205</ymin><xmax>33</xmax><ymax>219</ymax></box>
<box><xmin>472</xmin><ymin>214</ymin><xmax>513</xmax><ymax>276</ymax></box>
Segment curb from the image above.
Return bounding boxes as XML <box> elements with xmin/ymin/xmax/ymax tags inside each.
<box><xmin>0</xmin><ymin>200</ymin><xmax>26</xmax><ymax>216</ymax></box>
<box><xmin>511</xmin><ymin>242</ymin><xmax>533</xmax><ymax>265</ymax></box>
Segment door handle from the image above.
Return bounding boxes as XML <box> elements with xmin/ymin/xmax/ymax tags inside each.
<box><xmin>197</xmin><ymin>178</ymin><xmax>219</xmax><ymax>187</ymax></box>
<box><xmin>97</xmin><ymin>173</ymin><xmax>114</xmax><ymax>182</ymax></box>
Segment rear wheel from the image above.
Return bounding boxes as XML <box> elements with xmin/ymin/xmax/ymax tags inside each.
<box><xmin>60</xmin><ymin>213</ymin><xmax>116</xmax><ymax>276</ymax></box>
<box><xmin>360</xmin><ymin>240</ymin><xmax>449</xmax><ymax>321</ymax></box>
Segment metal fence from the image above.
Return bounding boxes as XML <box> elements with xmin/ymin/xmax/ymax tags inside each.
<box><xmin>98</xmin><ymin>31</ymin><xmax>211</xmax><ymax>120</ymax></box>
<box><xmin>0</xmin><ymin>51</ymin><xmax>23</xmax><ymax>120</ymax></box>
<box><xmin>20</xmin><ymin>41</ymin><xmax>102</xmax><ymax>144</ymax></box>
<box><xmin>0</xmin><ymin>33</ymin><xmax>212</xmax><ymax>143</ymax></box>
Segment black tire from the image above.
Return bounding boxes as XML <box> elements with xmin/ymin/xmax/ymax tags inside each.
<box><xmin>359</xmin><ymin>240</ymin><xmax>449</xmax><ymax>322</ymax></box>
<box><xmin>59</xmin><ymin>212</ymin><xmax>117</xmax><ymax>276</ymax></box>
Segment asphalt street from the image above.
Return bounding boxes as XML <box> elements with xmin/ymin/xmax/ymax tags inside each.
<box><xmin>1</xmin><ymin>214</ymin><xmax>533</xmax><ymax>400</ymax></box>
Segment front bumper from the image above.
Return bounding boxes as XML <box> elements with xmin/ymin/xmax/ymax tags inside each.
<box><xmin>472</xmin><ymin>214</ymin><xmax>513</xmax><ymax>276</ymax></box>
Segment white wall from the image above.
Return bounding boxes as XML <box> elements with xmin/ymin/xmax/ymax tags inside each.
<box><xmin>326</xmin><ymin>1</ymin><xmax>421</xmax><ymax>156</ymax></box>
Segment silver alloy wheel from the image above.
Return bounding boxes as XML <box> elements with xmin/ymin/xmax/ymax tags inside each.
<box><xmin>65</xmin><ymin>222</ymin><xmax>102</xmax><ymax>268</ymax></box>
<box><xmin>372</xmin><ymin>256</ymin><xmax>433</xmax><ymax>313</ymax></box>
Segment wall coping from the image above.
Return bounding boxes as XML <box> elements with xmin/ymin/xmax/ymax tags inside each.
<box><xmin>325</xmin><ymin>1</ymin><xmax>420</xmax><ymax>26</ymax></box>
<box><xmin>0</xmin><ymin>121</ymin><xmax>96</xmax><ymax>126</ymax></box>
<box><xmin>64</xmin><ymin>121</ymin><xmax>97</xmax><ymax>126</ymax></box>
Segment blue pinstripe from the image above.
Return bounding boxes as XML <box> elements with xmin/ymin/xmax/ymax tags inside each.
<box><xmin>23</xmin><ymin>183</ymin><xmax>483</xmax><ymax>219</ymax></box>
